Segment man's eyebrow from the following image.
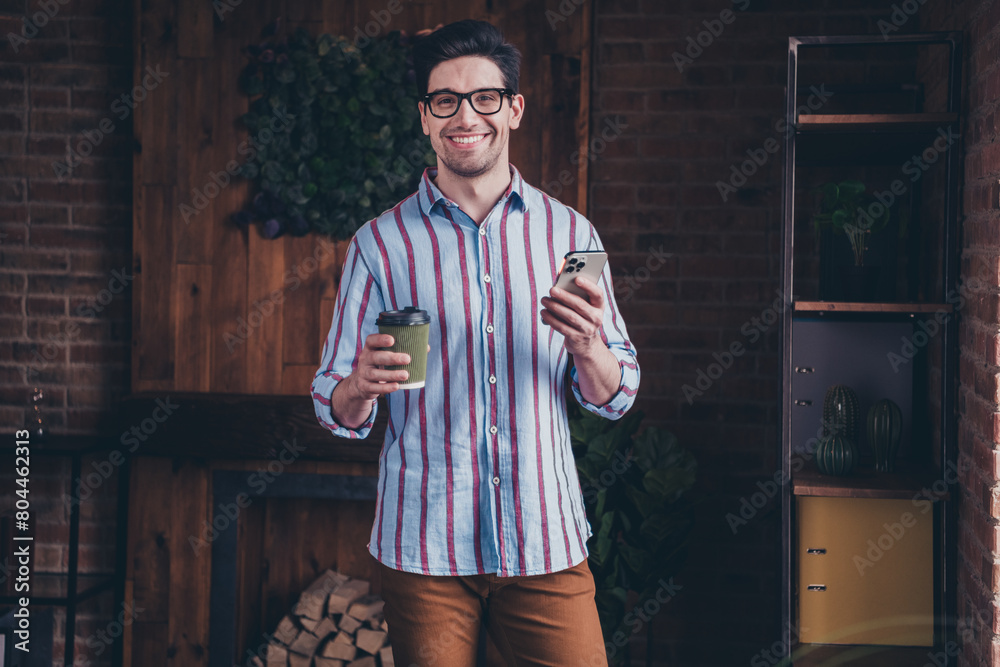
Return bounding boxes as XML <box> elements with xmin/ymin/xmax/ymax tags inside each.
<box><xmin>426</xmin><ymin>87</ymin><xmax>500</xmax><ymax>95</ymax></box>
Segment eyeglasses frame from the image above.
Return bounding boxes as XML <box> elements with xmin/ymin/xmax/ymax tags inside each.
<box><xmin>421</xmin><ymin>88</ymin><xmax>516</xmax><ymax>118</ymax></box>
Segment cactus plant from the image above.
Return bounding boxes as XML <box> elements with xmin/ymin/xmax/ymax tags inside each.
<box><xmin>815</xmin><ymin>433</ymin><xmax>858</xmax><ymax>476</ymax></box>
<box><xmin>823</xmin><ymin>384</ymin><xmax>860</xmax><ymax>443</ymax></box>
<box><xmin>868</xmin><ymin>398</ymin><xmax>903</xmax><ymax>472</ymax></box>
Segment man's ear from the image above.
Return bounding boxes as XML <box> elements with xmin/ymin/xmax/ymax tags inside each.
<box><xmin>418</xmin><ymin>101</ymin><xmax>430</xmax><ymax>136</ymax></box>
<box><xmin>508</xmin><ymin>93</ymin><xmax>525</xmax><ymax>130</ymax></box>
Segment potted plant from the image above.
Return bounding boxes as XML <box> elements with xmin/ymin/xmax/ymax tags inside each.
<box><xmin>569</xmin><ymin>401</ymin><xmax>698</xmax><ymax>665</ymax></box>
<box><xmin>811</xmin><ymin>180</ymin><xmax>891</xmax><ymax>301</ymax></box>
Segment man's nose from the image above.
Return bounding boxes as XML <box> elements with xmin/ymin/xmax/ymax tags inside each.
<box><xmin>454</xmin><ymin>96</ymin><xmax>480</xmax><ymax>123</ymax></box>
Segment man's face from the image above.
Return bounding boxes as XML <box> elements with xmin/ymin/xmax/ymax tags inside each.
<box><xmin>419</xmin><ymin>56</ymin><xmax>524</xmax><ymax>179</ymax></box>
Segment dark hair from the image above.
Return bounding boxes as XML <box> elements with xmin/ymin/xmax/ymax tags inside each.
<box><xmin>412</xmin><ymin>20</ymin><xmax>522</xmax><ymax>98</ymax></box>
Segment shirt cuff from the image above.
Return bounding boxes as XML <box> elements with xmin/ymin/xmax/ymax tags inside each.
<box><xmin>570</xmin><ymin>350</ymin><xmax>639</xmax><ymax>419</ymax></box>
<box><xmin>311</xmin><ymin>371</ymin><xmax>378</xmax><ymax>439</ymax></box>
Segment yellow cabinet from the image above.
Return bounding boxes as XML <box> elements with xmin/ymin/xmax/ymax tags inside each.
<box><xmin>796</xmin><ymin>496</ymin><xmax>934</xmax><ymax>646</ymax></box>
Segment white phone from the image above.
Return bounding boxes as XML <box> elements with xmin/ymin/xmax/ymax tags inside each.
<box><xmin>553</xmin><ymin>250</ymin><xmax>608</xmax><ymax>298</ymax></box>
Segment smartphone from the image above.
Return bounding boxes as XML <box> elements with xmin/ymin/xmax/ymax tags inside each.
<box><xmin>553</xmin><ymin>250</ymin><xmax>608</xmax><ymax>298</ymax></box>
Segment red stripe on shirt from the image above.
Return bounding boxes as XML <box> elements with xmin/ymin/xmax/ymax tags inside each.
<box><xmin>421</xmin><ymin>209</ymin><xmax>458</xmax><ymax>575</ymax></box>
<box><xmin>395</xmin><ymin>207</ymin><xmax>431</xmax><ymax>575</ymax></box>
<box><xmin>446</xmin><ymin>208</ymin><xmax>485</xmax><ymax>573</ymax></box>
<box><xmin>522</xmin><ymin>207</ymin><xmax>551</xmax><ymax>571</ymax></box>
<box><xmin>542</xmin><ymin>196</ymin><xmax>574</xmax><ymax>564</ymax></box>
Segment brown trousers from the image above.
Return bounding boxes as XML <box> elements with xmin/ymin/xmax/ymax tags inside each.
<box><xmin>378</xmin><ymin>558</ymin><xmax>609</xmax><ymax>667</ymax></box>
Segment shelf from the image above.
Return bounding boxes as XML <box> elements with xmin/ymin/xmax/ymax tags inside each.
<box><xmin>793</xmin><ymin>301</ymin><xmax>954</xmax><ymax>314</ymax></box>
<box><xmin>795</xmin><ymin>120</ymin><xmax>960</xmax><ymax>165</ymax></box>
<box><xmin>797</xmin><ymin>112</ymin><xmax>958</xmax><ymax>132</ymax></box>
<box><xmin>793</xmin><ymin>464</ymin><xmax>947</xmax><ymax>500</ymax></box>
<box><xmin>791</xmin><ymin>644</ymin><xmax>941</xmax><ymax>666</ymax></box>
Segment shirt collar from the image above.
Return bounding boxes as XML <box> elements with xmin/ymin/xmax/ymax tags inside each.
<box><xmin>418</xmin><ymin>164</ymin><xmax>526</xmax><ymax>217</ymax></box>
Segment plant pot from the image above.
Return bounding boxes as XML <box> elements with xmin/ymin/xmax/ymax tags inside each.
<box><xmin>815</xmin><ymin>434</ymin><xmax>858</xmax><ymax>476</ymax></box>
<box><xmin>840</xmin><ymin>265</ymin><xmax>881</xmax><ymax>302</ymax></box>
<box><xmin>823</xmin><ymin>384</ymin><xmax>860</xmax><ymax>443</ymax></box>
<box><xmin>868</xmin><ymin>398</ymin><xmax>903</xmax><ymax>473</ymax></box>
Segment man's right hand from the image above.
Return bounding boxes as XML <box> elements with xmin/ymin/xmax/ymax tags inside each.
<box><xmin>330</xmin><ymin>333</ymin><xmax>411</xmax><ymax>428</ymax></box>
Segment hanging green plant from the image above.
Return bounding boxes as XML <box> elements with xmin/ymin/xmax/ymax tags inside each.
<box><xmin>232</xmin><ymin>21</ymin><xmax>435</xmax><ymax>240</ymax></box>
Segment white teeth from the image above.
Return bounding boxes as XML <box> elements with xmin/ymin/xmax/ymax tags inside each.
<box><xmin>451</xmin><ymin>135</ymin><xmax>486</xmax><ymax>144</ymax></box>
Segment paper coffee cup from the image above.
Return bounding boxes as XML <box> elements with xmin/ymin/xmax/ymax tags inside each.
<box><xmin>376</xmin><ymin>307</ymin><xmax>430</xmax><ymax>389</ymax></box>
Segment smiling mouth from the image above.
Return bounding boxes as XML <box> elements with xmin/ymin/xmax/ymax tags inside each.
<box><xmin>447</xmin><ymin>133</ymin><xmax>489</xmax><ymax>146</ymax></box>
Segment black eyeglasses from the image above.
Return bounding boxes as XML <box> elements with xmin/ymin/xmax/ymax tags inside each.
<box><xmin>422</xmin><ymin>88</ymin><xmax>515</xmax><ymax>118</ymax></box>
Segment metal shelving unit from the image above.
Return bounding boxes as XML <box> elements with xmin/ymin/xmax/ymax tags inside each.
<box><xmin>779</xmin><ymin>32</ymin><xmax>963</xmax><ymax>664</ymax></box>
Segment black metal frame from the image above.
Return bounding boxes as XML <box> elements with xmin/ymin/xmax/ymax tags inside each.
<box><xmin>0</xmin><ymin>441</ymin><xmax>130</xmax><ymax>667</ymax></box>
<box><xmin>779</xmin><ymin>32</ymin><xmax>963</xmax><ymax>663</ymax></box>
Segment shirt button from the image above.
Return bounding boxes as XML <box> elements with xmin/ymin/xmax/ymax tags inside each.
<box><xmin>489</xmin><ymin>375</ymin><xmax>497</xmax><ymax>384</ymax></box>
<box><xmin>479</xmin><ymin>227</ymin><xmax>486</xmax><ymax>236</ymax></box>
<box><xmin>486</xmin><ymin>324</ymin><xmax>494</xmax><ymax>333</ymax></box>
<box><xmin>490</xmin><ymin>425</ymin><xmax>498</xmax><ymax>434</ymax></box>
<box><xmin>484</xmin><ymin>275</ymin><xmax>491</xmax><ymax>283</ymax></box>
<box><xmin>492</xmin><ymin>476</ymin><xmax>501</xmax><ymax>486</ymax></box>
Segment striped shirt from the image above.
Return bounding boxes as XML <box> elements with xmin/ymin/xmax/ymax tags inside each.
<box><xmin>311</xmin><ymin>164</ymin><xmax>639</xmax><ymax>577</ymax></box>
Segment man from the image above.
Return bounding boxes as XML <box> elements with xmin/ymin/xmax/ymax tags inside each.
<box><xmin>311</xmin><ymin>19</ymin><xmax>639</xmax><ymax>666</ymax></box>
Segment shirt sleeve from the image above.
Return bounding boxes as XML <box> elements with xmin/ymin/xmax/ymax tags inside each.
<box><xmin>570</xmin><ymin>225</ymin><xmax>640</xmax><ymax>420</ymax></box>
<box><xmin>311</xmin><ymin>234</ymin><xmax>385</xmax><ymax>439</ymax></box>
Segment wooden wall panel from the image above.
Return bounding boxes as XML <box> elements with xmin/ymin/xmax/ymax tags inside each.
<box><xmin>134</xmin><ymin>185</ymin><xmax>176</xmax><ymax>387</ymax></box>
<box><xmin>174</xmin><ymin>264</ymin><xmax>213</xmax><ymax>392</ymax></box>
<box><xmin>282</xmin><ymin>235</ymin><xmax>323</xmax><ymax>367</ymax></box>
<box><xmin>209</xmin><ymin>0</ymin><xmax>253</xmax><ymax>394</ymax></box>
<box><xmin>137</xmin><ymin>0</ymin><xmax>178</xmax><ymax>185</ymax></box>
<box><xmin>246</xmin><ymin>231</ymin><xmax>286</xmax><ymax>393</ymax></box>
<box><xmin>175</xmin><ymin>59</ymin><xmax>217</xmax><ymax>266</ymax></box>
<box><xmin>132</xmin><ymin>0</ymin><xmax>593</xmax><ymax>394</ymax></box>
<box><xmin>125</xmin><ymin>457</ymin><xmax>212</xmax><ymax>667</ymax></box>
<box><xmin>166</xmin><ymin>459</ymin><xmax>213</xmax><ymax>665</ymax></box>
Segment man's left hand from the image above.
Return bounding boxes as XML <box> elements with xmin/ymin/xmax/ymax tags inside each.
<box><xmin>540</xmin><ymin>276</ymin><xmax>605</xmax><ymax>358</ymax></box>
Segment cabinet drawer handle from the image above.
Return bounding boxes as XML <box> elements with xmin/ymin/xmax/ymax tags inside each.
<box><xmin>794</xmin><ymin>399</ymin><xmax>812</xmax><ymax>407</ymax></box>
<box><xmin>807</xmin><ymin>585</ymin><xmax>826</xmax><ymax>592</ymax></box>
<box><xmin>806</xmin><ymin>548</ymin><xmax>826</xmax><ymax>555</ymax></box>
<box><xmin>795</xmin><ymin>366</ymin><xmax>814</xmax><ymax>373</ymax></box>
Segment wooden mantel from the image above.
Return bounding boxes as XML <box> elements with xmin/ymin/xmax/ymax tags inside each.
<box><xmin>113</xmin><ymin>393</ymin><xmax>383</xmax><ymax>461</ymax></box>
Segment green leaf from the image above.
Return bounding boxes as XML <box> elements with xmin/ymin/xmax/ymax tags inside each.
<box><xmin>625</xmin><ymin>484</ymin><xmax>655</xmax><ymax>518</ymax></box>
<box><xmin>839</xmin><ymin>180</ymin><xmax>865</xmax><ymax>197</ymax></box>
<box><xmin>317</xmin><ymin>35</ymin><xmax>331</xmax><ymax>56</ymax></box>
<box><xmin>618</xmin><ymin>542</ymin><xmax>650</xmax><ymax>576</ymax></box>
<box><xmin>594</xmin><ymin>487</ymin><xmax>607</xmax><ymax>522</ymax></box>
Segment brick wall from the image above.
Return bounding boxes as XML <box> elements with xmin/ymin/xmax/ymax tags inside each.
<box><xmin>0</xmin><ymin>0</ymin><xmax>131</xmax><ymax>663</ymax></box>
<box><xmin>0</xmin><ymin>0</ymin><xmax>132</xmax><ymax>433</ymax></box>
<box><xmin>918</xmin><ymin>1</ymin><xmax>1000</xmax><ymax>665</ymax></box>
<box><xmin>590</xmin><ymin>0</ymin><xmax>949</xmax><ymax>664</ymax></box>
<box><xmin>2</xmin><ymin>0</ymin><xmax>995</xmax><ymax>665</ymax></box>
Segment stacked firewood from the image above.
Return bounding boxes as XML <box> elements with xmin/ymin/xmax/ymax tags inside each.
<box><xmin>253</xmin><ymin>570</ymin><xmax>394</xmax><ymax>667</ymax></box>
